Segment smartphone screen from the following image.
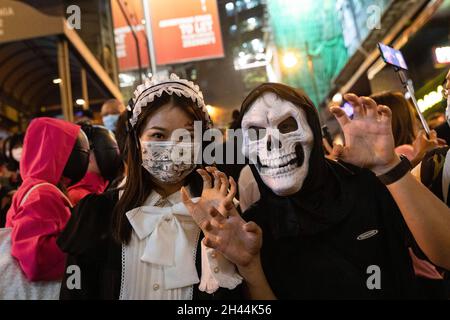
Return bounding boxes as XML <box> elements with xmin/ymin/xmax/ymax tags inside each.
<box><xmin>378</xmin><ymin>43</ymin><xmax>408</xmax><ymax>70</ymax></box>
<box><xmin>341</xmin><ymin>101</ymin><xmax>354</xmax><ymax>118</ymax></box>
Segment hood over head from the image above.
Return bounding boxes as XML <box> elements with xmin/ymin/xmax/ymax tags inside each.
<box><xmin>237</xmin><ymin>83</ymin><xmax>354</xmax><ymax>238</ymax></box>
<box><xmin>21</xmin><ymin>117</ymin><xmax>88</xmax><ymax>185</ymax></box>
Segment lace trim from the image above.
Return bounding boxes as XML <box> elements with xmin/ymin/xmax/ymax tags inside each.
<box><xmin>129</xmin><ymin>73</ymin><xmax>212</xmax><ymax>128</ymax></box>
<box><xmin>119</xmin><ymin>243</ymin><xmax>126</xmax><ymax>300</ymax></box>
<box><xmin>189</xmin><ymin>228</ymin><xmax>201</xmax><ymax>300</ymax></box>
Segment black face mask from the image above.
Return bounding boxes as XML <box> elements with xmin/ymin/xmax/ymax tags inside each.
<box><xmin>92</xmin><ymin>126</ymin><xmax>121</xmax><ymax>181</ymax></box>
<box><xmin>80</xmin><ymin>124</ymin><xmax>122</xmax><ymax>181</ymax></box>
<box><xmin>62</xmin><ymin>130</ymin><xmax>90</xmax><ymax>186</ymax></box>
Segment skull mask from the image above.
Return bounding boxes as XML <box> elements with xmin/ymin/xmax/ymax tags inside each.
<box><xmin>242</xmin><ymin>92</ymin><xmax>314</xmax><ymax>196</ymax></box>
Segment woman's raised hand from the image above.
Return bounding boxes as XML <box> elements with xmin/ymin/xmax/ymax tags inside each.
<box><xmin>181</xmin><ymin>167</ymin><xmax>262</xmax><ymax>268</ymax></box>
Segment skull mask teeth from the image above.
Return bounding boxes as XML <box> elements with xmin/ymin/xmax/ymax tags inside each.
<box><xmin>242</xmin><ymin>92</ymin><xmax>314</xmax><ymax>196</ymax></box>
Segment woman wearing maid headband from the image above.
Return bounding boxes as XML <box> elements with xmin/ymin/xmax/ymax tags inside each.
<box><xmin>57</xmin><ymin>74</ymin><xmax>243</xmax><ymax>300</ymax></box>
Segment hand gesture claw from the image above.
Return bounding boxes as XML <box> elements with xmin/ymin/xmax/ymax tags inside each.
<box><xmin>181</xmin><ymin>167</ymin><xmax>262</xmax><ymax>268</ymax></box>
<box><xmin>330</xmin><ymin>94</ymin><xmax>400</xmax><ymax>175</ymax></box>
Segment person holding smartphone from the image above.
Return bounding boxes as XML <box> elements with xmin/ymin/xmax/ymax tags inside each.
<box><xmin>371</xmin><ymin>91</ymin><xmax>442</xmax><ymax>169</ymax></box>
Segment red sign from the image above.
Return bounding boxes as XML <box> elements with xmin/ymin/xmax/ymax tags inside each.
<box><xmin>148</xmin><ymin>0</ymin><xmax>224</xmax><ymax>65</ymax></box>
<box><xmin>112</xmin><ymin>0</ymin><xmax>150</xmax><ymax>72</ymax></box>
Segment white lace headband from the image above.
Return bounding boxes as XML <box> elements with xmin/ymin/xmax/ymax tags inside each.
<box><xmin>128</xmin><ymin>73</ymin><xmax>212</xmax><ymax>128</ymax></box>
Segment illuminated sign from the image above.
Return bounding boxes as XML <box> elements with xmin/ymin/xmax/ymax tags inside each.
<box><xmin>112</xmin><ymin>0</ymin><xmax>150</xmax><ymax>72</ymax></box>
<box><xmin>148</xmin><ymin>0</ymin><xmax>224</xmax><ymax>65</ymax></box>
<box><xmin>417</xmin><ymin>85</ymin><xmax>444</xmax><ymax>112</ymax></box>
<box><xmin>434</xmin><ymin>46</ymin><xmax>450</xmax><ymax>65</ymax></box>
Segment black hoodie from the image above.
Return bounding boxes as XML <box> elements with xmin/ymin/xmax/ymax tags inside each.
<box><xmin>238</xmin><ymin>83</ymin><xmax>421</xmax><ymax>299</ymax></box>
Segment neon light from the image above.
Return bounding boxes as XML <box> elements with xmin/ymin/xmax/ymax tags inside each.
<box><xmin>417</xmin><ymin>85</ymin><xmax>444</xmax><ymax>112</ymax></box>
<box><xmin>435</xmin><ymin>46</ymin><xmax>450</xmax><ymax>64</ymax></box>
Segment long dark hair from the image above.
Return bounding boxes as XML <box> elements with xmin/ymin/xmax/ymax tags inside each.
<box><xmin>371</xmin><ymin>91</ymin><xmax>417</xmax><ymax>147</ymax></box>
<box><xmin>112</xmin><ymin>92</ymin><xmax>208</xmax><ymax>244</ymax></box>
<box><xmin>235</xmin><ymin>82</ymin><xmax>328</xmax><ymax>194</ymax></box>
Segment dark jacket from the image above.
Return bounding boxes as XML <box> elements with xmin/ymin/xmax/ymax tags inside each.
<box><xmin>243</xmin><ymin>160</ymin><xmax>420</xmax><ymax>299</ymax></box>
<box><xmin>57</xmin><ymin>189</ymin><xmax>242</xmax><ymax>300</ymax></box>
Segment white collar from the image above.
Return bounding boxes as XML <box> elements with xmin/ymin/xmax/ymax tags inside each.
<box><xmin>143</xmin><ymin>190</ymin><xmax>183</xmax><ymax>206</ymax></box>
<box><xmin>125</xmin><ymin>190</ymin><xmax>200</xmax><ymax>289</ymax></box>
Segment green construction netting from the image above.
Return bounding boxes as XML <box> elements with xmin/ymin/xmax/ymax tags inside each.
<box><xmin>267</xmin><ymin>0</ymin><xmax>392</xmax><ymax>106</ymax></box>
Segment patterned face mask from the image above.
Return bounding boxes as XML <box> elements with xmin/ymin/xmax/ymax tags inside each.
<box><xmin>141</xmin><ymin>141</ymin><xmax>196</xmax><ymax>184</ymax></box>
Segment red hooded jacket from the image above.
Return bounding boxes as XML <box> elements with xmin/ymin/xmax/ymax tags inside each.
<box><xmin>6</xmin><ymin>117</ymin><xmax>80</xmax><ymax>281</ymax></box>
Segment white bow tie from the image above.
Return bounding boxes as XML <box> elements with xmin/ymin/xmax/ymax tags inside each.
<box><xmin>126</xmin><ymin>198</ymin><xmax>200</xmax><ymax>290</ymax></box>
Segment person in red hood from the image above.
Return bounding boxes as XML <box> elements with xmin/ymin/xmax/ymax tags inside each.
<box><xmin>6</xmin><ymin>117</ymin><xmax>89</xmax><ymax>281</ymax></box>
<box><xmin>67</xmin><ymin>123</ymin><xmax>122</xmax><ymax>206</ymax></box>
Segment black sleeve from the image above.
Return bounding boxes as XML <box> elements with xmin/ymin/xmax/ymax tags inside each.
<box><xmin>420</xmin><ymin>147</ymin><xmax>449</xmax><ymax>203</ymax></box>
<box><xmin>372</xmin><ymin>169</ymin><xmax>431</xmax><ymax>264</ymax></box>
<box><xmin>57</xmin><ymin>191</ymin><xmax>118</xmax><ymax>300</ymax></box>
<box><xmin>415</xmin><ymin>147</ymin><xmax>450</xmax><ymax>265</ymax></box>
<box><xmin>435</xmin><ymin>122</ymin><xmax>450</xmax><ymax>145</ymax></box>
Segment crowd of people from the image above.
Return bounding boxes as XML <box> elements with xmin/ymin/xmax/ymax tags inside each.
<box><xmin>0</xmin><ymin>69</ymin><xmax>449</xmax><ymax>300</ymax></box>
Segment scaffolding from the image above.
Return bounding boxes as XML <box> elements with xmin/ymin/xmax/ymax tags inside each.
<box><xmin>266</xmin><ymin>0</ymin><xmax>392</xmax><ymax>106</ymax></box>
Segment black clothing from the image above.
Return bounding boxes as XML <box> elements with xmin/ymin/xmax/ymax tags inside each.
<box><xmin>243</xmin><ymin>160</ymin><xmax>420</xmax><ymax>299</ymax></box>
<box><xmin>216</xmin><ymin>139</ymin><xmax>247</xmax><ymax>197</ymax></box>
<box><xmin>436</xmin><ymin>122</ymin><xmax>450</xmax><ymax>146</ymax></box>
<box><xmin>420</xmin><ymin>147</ymin><xmax>450</xmax><ymax>298</ymax></box>
<box><xmin>420</xmin><ymin>146</ymin><xmax>450</xmax><ymax>205</ymax></box>
<box><xmin>233</xmin><ymin>83</ymin><xmax>431</xmax><ymax>299</ymax></box>
<box><xmin>57</xmin><ymin>189</ymin><xmax>242</xmax><ymax>300</ymax></box>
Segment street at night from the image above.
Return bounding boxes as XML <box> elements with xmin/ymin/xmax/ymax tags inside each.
<box><xmin>0</xmin><ymin>0</ymin><xmax>449</xmax><ymax>308</ymax></box>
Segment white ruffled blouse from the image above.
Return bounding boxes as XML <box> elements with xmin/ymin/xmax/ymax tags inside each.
<box><xmin>119</xmin><ymin>190</ymin><xmax>242</xmax><ymax>300</ymax></box>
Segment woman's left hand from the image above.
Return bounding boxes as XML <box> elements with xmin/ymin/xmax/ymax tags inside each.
<box><xmin>181</xmin><ymin>167</ymin><xmax>262</xmax><ymax>268</ymax></box>
<box><xmin>181</xmin><ymin>167</ymin><xmax>238</xmax><ymax>225</ymax></box>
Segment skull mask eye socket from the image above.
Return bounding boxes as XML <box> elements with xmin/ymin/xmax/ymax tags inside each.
<box><xmin>277</xmin><ymin>116</ymin><xmax>298</xmax><ymax>134</ymax></box>
<box><xmin>247</xmin><ymin>116</ymin><xmax>298</xmax><ymax>142</ymax></box>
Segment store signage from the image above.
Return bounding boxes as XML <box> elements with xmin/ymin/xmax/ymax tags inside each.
<box><xmin>434</xmin><ymin>46</ymin><xmax>450</xmax><ymax>65</ymax></box>
<box><xmin>148</xmin><ymin>0</ymin><xmax>224</xmax><ymax>65</ymax></box>
<box><xmin>417</xmin><ymin>85</ymin><xmax>445</xmax><ymax>112</ymax></box>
